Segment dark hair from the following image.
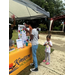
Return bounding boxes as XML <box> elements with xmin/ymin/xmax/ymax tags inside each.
<box><xmin>37</xmin><ymin>28</ymin><xmax>39</xmax><ymax>31</ymax></box>
<box><xmin>31</xmin><ymin>21</ymin><xmax>37</xmax><ymax>28</ymax></box>
<box><xmin>46</xmin><ymin>35</ymin><xmax>51</xmax><ymax>39</ymax></box>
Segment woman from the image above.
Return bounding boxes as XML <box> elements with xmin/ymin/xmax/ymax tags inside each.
<box><xmin>9</xmin><ymin>17</ymin><xmax>15</xmax><ymax>47</ymax></box>
<box><xmin>30</xmin><ymin>21</ymin><xmax>39</xmax><ymax>72</ymax></box>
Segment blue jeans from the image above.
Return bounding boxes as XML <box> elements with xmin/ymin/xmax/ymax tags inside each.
<box><xmin>32</xmin><ymin>45</ymin><xmax>38</xmax><ymax>68</ymax></box>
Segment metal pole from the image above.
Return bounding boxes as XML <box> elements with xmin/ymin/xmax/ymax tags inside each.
<box><xmin>48</xmin><ymin>18</ymin><xmax>50</xmax><ymax>34</ymax></box>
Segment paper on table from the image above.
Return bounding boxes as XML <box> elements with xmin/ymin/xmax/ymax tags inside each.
<box><xmin>16</xmin><ymin>39</ymin><xmax>23</xmax><ymax>48</ymax></box>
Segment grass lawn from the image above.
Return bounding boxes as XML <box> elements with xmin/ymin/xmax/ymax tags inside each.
<box><xmin>11</xmin><ymin>30</ymin><xmax>54</xmax><ymax>75</ymax></box>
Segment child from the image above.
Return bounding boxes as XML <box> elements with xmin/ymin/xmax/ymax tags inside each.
<box><xmin>43</xmin><ymin>35</ymin><xmax>53</xmax><ymax>65</ymax></box>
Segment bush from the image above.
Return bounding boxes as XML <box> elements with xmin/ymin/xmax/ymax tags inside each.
<box><xmin>53</xmin><ymin>25</ymin><xmax>63</xmax><ymax>31</ymax></box>
<box><xmin>39</xmin><ymin>24</ymin><xmax>47</xmax><ymax>31</ymax></box>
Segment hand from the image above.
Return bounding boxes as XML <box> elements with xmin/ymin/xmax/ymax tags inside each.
<box><xmin>45</xmin><ymin>43</ymin><xmax>47</xmax><ymax>46</ymax></box>
<box><xmin>48</xmin><ymin>43</ymin><xmax>52</xmax><ymax>47</ymax></box>
<box><xmin>48</xmin><ymin>43</ymin><xmax>50</xmax><ymax>45</ymax></box>
<box><xmin>48</xmin><ymin>42</ymin><xmax>50</xmax><ymax>45</ymax></box>
<box><xmin>11</xmin><ymin>14</ymin><xmax>15</xmax><ymax>19</ymax></box>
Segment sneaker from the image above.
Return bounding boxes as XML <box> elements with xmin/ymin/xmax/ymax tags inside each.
<box><xmin>43</xmin><ymin>60</ymin><xmax>46</xmax><ymax>62</ymax></box>
<box><xmin>30</xmin><ymin>68</ymin><xmax>38</xmax><ymax>72</ymax></box>
<box><xmin>46</xmin><ymin>62</ymin><xmax>50</xmax><ymax>65</ymax></box>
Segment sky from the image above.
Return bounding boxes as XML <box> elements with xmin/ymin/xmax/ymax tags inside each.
<box><xmin>62</xmin><ymin>0</ymin><xmax>65</xmax><ymax>3</ymax></box>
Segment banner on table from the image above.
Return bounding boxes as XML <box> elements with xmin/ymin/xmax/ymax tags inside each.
<box><xmin>9</xmin><ymin>43</ymin><xmax>33</xmax><ymax>75</ymax></box>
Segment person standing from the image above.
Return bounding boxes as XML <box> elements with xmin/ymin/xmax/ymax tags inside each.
<box><xmin>9</xmin><ymin>17</ymin><xmax>15</xmax><ymax>47</ymax></box>
<box><xmin>43</xmin><ymin>35</ymin><xmax>53</xmax><ymax>65</ymax></box>
<box><xmin>30</xmin><ymin>22</ymin><xmax>39</xmax><ymax>72</ymax></box>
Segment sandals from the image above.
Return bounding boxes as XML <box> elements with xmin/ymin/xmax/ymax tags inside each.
<box><xmin>43</xmin><ymin>60</ymin><xmax>46</xmax><ymax>62</ymax></box>
<box><xmin>46</xmin><ymin>62</ymin><xmax>50</xmax><ymax>65</ymax></box>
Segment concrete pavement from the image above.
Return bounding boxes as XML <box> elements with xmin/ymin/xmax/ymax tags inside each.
<box><xmin>29</xmin><ymin>34</ymin><xmax>65</xmax><ymax>75</ymax></box>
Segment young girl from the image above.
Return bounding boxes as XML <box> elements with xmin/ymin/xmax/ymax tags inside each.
<box><xmin>43</xmin><ymin>35</ymin><xmax>53</xmax><ymax>65</ymax></box>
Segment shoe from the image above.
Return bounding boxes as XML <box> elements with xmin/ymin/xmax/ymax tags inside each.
<box><xmin>43</xmin><ymin>60</ymin><xmax>46</xmax><ymax>62</ymax></box>
<box><xmin>30</xmin><ymin>63</ymin><xmax>34</xmax><ymax>66</ymax></box>
<box><xmin>46</xmin><ymin>62</ymin><xmax>50</xmax><ymax>65</ymax></box>
<box><xmin>30</xmin><ymin>68</ymin><xmax>38</xmax><ymax>72</ymax></box>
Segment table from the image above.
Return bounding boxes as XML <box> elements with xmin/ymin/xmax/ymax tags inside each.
<box><xmin>9</xmin><ymin>43</ymin><xmax>33</xmax><ymax>75</ymax></box>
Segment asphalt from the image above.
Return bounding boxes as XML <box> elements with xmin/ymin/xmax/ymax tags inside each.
<box><xmin>29</xmin><ymin>34</ymin><xmax>65</xmax><ymax>75</ymax></box>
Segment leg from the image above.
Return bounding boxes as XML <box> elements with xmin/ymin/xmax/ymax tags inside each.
<box><xmin>45</xmin><ymin>52</ymin><xmax>48</xmax><ymax>61</ymax></box>
<box><xmin>48</xmin><ymin>53</ymin><xmax>50</xmax><ymax>63</ymax></box>
<box><xmin>32</xmin><ymin>46</ymin><xmax>34</xmax><ymax>64</ymax></box>
<box><xmin>32</xmin><ymin>45</ymin><xmax>38</xmax><ymax>68</ymax></box>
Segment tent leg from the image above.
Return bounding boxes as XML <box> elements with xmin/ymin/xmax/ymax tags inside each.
<box><xmin>48</xmin><ymin>31</ymin><xmax>50</xmax><ymax>34</ymax></box>
<box><xmin>48</xmin><ymin>19</ymin><xmax>50</xmax><ymax>35</ymax></box>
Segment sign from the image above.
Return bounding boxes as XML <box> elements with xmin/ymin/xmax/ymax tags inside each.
<box><xmin>18</xmin><ymin>25</ymin><xmax>26</xmax><ymax>44</ymax></box>
<box><xmin>16</xmin><ymin>39</ymin><xmax>23</xmax><ymax>48</ymax></box>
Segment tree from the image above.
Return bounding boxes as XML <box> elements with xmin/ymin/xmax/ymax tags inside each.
<box><xmin>30</xmin><ymin>0</ymin><xmax>65</xmax><ymax>31</ymax></box>
<box><xmin>30</xmin><ymin>0</ymin><xmax>65</xmax><ymax>18</ymax></box>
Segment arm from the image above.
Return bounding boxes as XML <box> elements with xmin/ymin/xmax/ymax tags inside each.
<box><xmin>38</xmin><ymin>35</ymin><xmax>39</xmax><ymax>39</ymax></box>
<box><xmin>44</xmin><ymin>44</ymin><xmax>47</xmax><ymax>46</ymax></box>
<box><xmin>30</xmin><ymin>29</ymin><xmax>34</xmax><ymax>40</ymax></box>
<box><xmin>48</xmin><ymin>44</ymin><xmax>52</xmax><ymax>47</ymax></box>
<box><xmin>30</xmin><ymin>34</ymin><xmax>34</xmax><ymax>40</ymax></box>
<box><xmin>44</xmin><ymin>42</ymin><xmax>47</xmax><ymax>46</ymax></box>
<box><xmin>48</xmin><ymin>42</ymin><xmax>52</xmax><ymax>47</ymax></box>
<box><xmin>29</xmin><ymin>25</ymin><xmax>32</xmax><ymax>33</ymax></box>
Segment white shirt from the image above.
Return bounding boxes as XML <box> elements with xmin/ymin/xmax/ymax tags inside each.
<box><xmin>44</xmin><ymin>41</ymin><xmax>52</xmax><ymax>53</ymax></box>
<box><xmin>31</xmin><ymin>29</ymin><xmax>38</xmax><ymax>45</ymax></box>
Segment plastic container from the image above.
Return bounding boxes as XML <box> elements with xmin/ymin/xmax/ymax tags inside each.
<box><xmin>26</xmin><ymin>42</ymin><xmax>28</xmax><ymax>46</ymax></box>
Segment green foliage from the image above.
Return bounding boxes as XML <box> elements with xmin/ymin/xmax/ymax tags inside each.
<box><xmin>39</xmin><ymin>24</ymin><xmax>47</xmax><ymax>30</ymax></box>
<box><xmin>30</xmin><ymin>0</ymin><xmax>65</xmax><ymax>17</ymax></box>
<box><xmin>52</xmin><ymin>21</ymin><xmax>63</xmax><ymax>31</ymax></box>
<box><xmin>53</xmin><ymin>25</ymin><xmax>63</xmax><ymax>31</ymax></box>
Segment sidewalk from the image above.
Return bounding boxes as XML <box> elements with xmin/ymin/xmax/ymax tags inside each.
<box><xmin>29</xmin><ymin>50</ymin><xmax>65</xmax><ymax>75</ymax></box>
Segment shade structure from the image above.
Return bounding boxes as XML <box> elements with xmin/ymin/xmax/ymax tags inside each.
<box><xmin>9</xmin><ymin>0</ymin><xmax>50</xmax><ymax>20</ymax></box>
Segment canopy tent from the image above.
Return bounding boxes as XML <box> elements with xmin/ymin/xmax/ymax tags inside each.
<box><xmin>9</xmin><ymin>0</ymin><xmax>50</xmax><ymax>20</ymax></box>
